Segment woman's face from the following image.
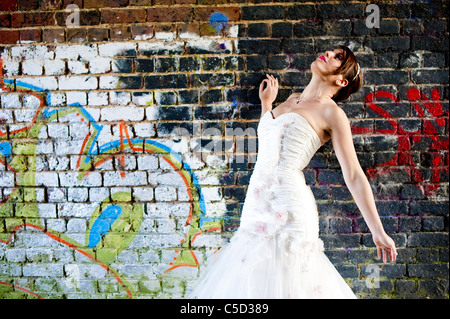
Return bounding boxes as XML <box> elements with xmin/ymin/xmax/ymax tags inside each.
<box><xmin>311</xmin><ymin>48</ymin><xmax>345</xmax><ymax>76</ymax></box>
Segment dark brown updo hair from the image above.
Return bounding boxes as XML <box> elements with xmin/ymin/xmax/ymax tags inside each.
<box><xmin>331</xmin><ymin>45</ymin><xmax>362</xmax><ymax>103</ymax></box>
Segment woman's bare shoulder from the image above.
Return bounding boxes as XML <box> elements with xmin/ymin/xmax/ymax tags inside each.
<box><xmin>322</xmin><ymin>100</ymin><xmax>344</xmax><ymax>117</ymax></box>
<box><xmin>322</xmin><ymin>101</ymin><xmax>349</xmax><ymax>129</ymax></box>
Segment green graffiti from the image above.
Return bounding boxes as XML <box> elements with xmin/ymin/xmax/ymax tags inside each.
<box><xmin>0</xmin><ymin>78</ymin><xmax>223</xmax><ymax>298</ymax></box>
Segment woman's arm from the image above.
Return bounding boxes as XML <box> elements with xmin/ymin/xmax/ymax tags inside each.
<box><xmin>328</xmin><ymin>106</ymin><xmax>398</xmax><ymax>263</ymax></box>
<box><xmin>259</xmin><ymin>74</ymin><xmax>279</xmax><ymax>117</ymax></box>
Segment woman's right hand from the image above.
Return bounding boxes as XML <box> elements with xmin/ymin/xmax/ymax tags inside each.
<box><xmin>259</xmin><ymin>74</ymin><xmax>279</xmax><ymax>108</ymax></box>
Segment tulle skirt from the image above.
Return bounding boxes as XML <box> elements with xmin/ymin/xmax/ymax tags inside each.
<box><xmin>188</xmin><ymin>230</ymin><xmax>357</xmax><ymax>299</ymax></box>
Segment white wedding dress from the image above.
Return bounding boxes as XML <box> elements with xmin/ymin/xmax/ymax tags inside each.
<box><xmin>189</xmin><ymin>110</ymin><xmax>357</xmax><ymax>299</ymax></box>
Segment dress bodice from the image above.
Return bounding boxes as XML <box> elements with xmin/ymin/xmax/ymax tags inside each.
<box><xmin>239</xmin><ymin>110</ymin><xmax>324</xmax><ymax>243</ymax></box>
<box><xmin>254</xmin><ymin>110</ymin><xmax>322</xmax><ymax>173</ymax></box>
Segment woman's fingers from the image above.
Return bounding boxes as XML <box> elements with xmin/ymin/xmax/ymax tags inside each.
<box><xmin>373</xmin><ymin>232</ymin><xmax>398</xmax><ymax>263</ymax></box>
<box><xmin>377</xmin><ymin>245</ymin><xmax>398</xmax><ymax>263</ymax></box>
<box><xmin>259</xmin><ymin>79</ymin><xmax>268</xmax><ymax>93</ymax></box>
<box><xmin>265</xmin><ymin>74</ymin><xmax>278</xmax><ymax>87</ymax></box>
<box><xmin>378</xmin><ymin>247</ymin><xmax>385</xmax><ymax>263</ymax></box>
<box><xmin>260</xmin><ymin>75</ymin><xmax>279</xmax><ymax>104</ymax></box>
<box><xmin>390</xmin><ymin>246</ymin><xmax>398</xmax><ymax>262</ymax></box>
<box><xmin>268</xmin><ymin>74</ymin><xmax>278</xmax><ymax>87</ymax></box>
<box><xmin>260</xmin><ymin>77</ymin><xmax>274</xmax><ymax>93</ymax></box>
<box><xmin>390</xmin><ymin>249</ymin><xmax>395</xmax><ymax>262</ymax></box>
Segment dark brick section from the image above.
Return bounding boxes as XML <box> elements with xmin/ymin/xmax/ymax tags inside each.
<box><xmin>241</xmin><ymin>6</ymin><xmax>285</xmax><ymax>21</ymax></box>
<box><xmin>0</xmin><ymin>0</ymin><xmax>448</xmax><ymax>300</ymax></box>
<box><xmin>144</xmin><ymin>75</ymin><xmax>188</xmax><ymax>89</ymax></box>
<box><xmin>317</xmin><ymin>3</ymin><xmax>365</xmax><ymax>19</ymax></box>
<box><xmin>238</xmin><ymin>39</ymin><xmax>282</xmax><ymax>54</ymax></box>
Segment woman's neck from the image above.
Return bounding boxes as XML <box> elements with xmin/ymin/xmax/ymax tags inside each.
<box><xmin>299</xmin><ymin>74</ymin><xmax>338</xmax><ymax>102</ymax></box>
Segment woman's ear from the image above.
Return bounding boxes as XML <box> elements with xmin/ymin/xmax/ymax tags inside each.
<box><xmin>335</xmin><ymin>77</ymin><xmax>349</xmax><ymax>88</ymax></box>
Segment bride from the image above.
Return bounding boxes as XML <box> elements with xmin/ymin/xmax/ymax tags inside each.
<box><xmin>189</xmin><ymin>45</ymin><xmax>397</xmax><ymax>299</ymax></box>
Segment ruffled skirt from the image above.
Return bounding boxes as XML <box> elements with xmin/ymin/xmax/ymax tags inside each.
<box><xmin>188</xmin><ymin>230</ymin><xmax>357</xmax><ymax>299</ymax></box>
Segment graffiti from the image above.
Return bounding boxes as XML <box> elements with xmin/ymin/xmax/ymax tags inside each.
<box><xmin>0</xmin><ymin>223</ymin><xmax>135</xmax><ymax>298</ymax></box>
<box><xmin>364</xmin><ymin>264</ymin><xmax>381</xmax><ymax>289</ymax></box>
<box><xmin>209</xmin><ymin>12</ymin><xmax>229</xmax><ymax>34</ymax></box>
<box><xmin>353</xmin><ymin>88</ymin><xmax>448</xmax><ymax>198</ymax></box>
<box><xmin>0</xmin><ymin>51</ymin><xmax>447</xmax><ymax>297</ymax></box>
<box><xmin>365</xmin><ymin>4</ymin><xmax>380</xmax><ymax>29</ymax></box>
<box><xmin>65</xmin><ymin>4</ymin><xmax>80</xmax><ymax>28</ymax></box>
<box><xmin>0</xmin><ymin>58</ymin><xmax>224</xmax><ymax>298</ymax></box>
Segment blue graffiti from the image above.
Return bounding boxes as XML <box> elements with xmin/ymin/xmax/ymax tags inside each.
<box><xmin>88</xmin><ymin>205</ymin><xmax>122</xmax><ymax>248</ymax></box>
<box><xmin>5</xmin><ymin>76</ymin><xmax>219</xmax><ymax>232</ymax></box>
<box><xmin>209</xmin><ymin>12</ymin><xmax>229</xmax><ymax>33</ymax></box>
<box><xmin>0</xmin><ymin>142</ymin><xmax>11</xmax><ymax>158</ymax></box>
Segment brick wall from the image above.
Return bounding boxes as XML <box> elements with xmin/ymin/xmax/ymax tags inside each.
<box><xmin>0</xmin><ymin>0</ymin><xmax>448</xmax><ymax>299</ymax></box>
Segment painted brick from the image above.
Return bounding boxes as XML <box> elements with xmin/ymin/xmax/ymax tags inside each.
<box><xmin>18</xmin><ymin>76</ymin><xmax>58</xmax><ymax>90</ymax></box>
<box><xmin>138</xmin><ymin>41</ymin><xmax>184</xmax><ymax>56</ymax></box>
<box><xmin>58</xmin><ymin>203</ymin><xmax>98</xmax><ymax>218</ymax></box>
<box><xmin>68</xmin><ymin>60</ymin><xmax>89</xmax><ymax>74</ymax></box>
<box><xmin>100</xmin><ymin>106</ymin><xmax>145</xmax><ymax>121</ymax></box>
<box><xmin>66</xmin><ymin>218</ymin><xmax>87</xmax><ymax>233</ymax></box>
<box><xmin>65</xmin><ymin>264</ymin><xmax>107</xmax><ymax>279</ymax></box>
<box><xmin>22</xmin><ymin>59</ymin><xmax>44</xmax><ymax>75</ymax></box>
<box><xmin>132</xmin><ymin>92</ymin><xmax>153</xmax><ymax>106</ymax></box>
<box><xmin>22</xmin><ymin>264</ymin><xmax>64</xmax><ymax>277</ymax></box>
<box><xmin>98</xmin><ymin>42</ymin><xmax>136</xmax><ymax>57</ymax></box>
<box><xmin>190</xmin><ymin>233</ymin><xmax>226</xmax><ymax>248</ymax></box>
<box><xmin>10</xmin><ymin>45</ymin><xmax>54</xmax><ymax>61</ymax></box>
<box><xmin>59</xmin><ymin>172</ymin><xmax>102</xmax><ymax>187</ymax></box>
<box><xmin>47</xmin><ymin>188</ymin><xmax>67</xmax><ymax>202</ymax></box>
<box><xmin>0</xmin><ymin>0</ymin><xmax>447</xmax><ymax>301</ymax></box>
<box><xmin>26</xmin><ymin>248</ymin><xmax>54</xmax><ymax>263</ymax></box>
<box><xmin>38</xmin><ymin>204</ymin><xmax>57</xmax><ymax>218</ymax></box>
<box><xmin>0</xmin><ymin>60</ymin><xmax>17</xmax><ymax>81</ymax></box>
<box><xmin>88</xmin><ymin>91</ymin><xmax>109</xmax><ymax>106</ymax></box>
<box><xmin>35</xmin><ymin>172</ymin><xmax>59</xmax><ymax>187</ymax></box>
<box><xmin>185</xmin><ymin>39</ymin><xmax>232</xmax><ymax>54</ymax></box>
<box><xmin>103</xmin><ymin>171</ymin><xmax>147</xmax><ymax>186</ymax></box>
<box><xmin>66</xmin><ymin>92</ymin><xmax>87</xmax><ymax>107</ymax></box>
<box><xmin>44</xmin><ymin>59</ymin><xmax>66</xmax><ymax>75</ymax></box>
<box><xmin>134</xmin><ymin>122</ymin><xmax>156</xmax><ymax>137</ymax></box>
<box><xmin>5</xmin><ymin>249</ymin><xmax>26</xmax><ymax>262</ymax></box>
<box><xmin>109</xmin><ymin>91</ymin><xmax>131</xmax><ymax>105</ymax></box>
<box><xmin>132</xmin><ymin>187</ymin><xmax>154</xmax><ymax>202</ymax></box>
<box><xmin>53</xmin><ymin>140</ymin><xmax>85</xmax><ymax>156</ymax></box>
<box><xmin>54</xmin><ymin>44</ymin><xmax>97</xmax><ymax>60</ymax></box>
<box><xmin>0</xmin><ymin>93</ymin><xmax>20</xmax><ymax>108</ymax></box>
<box><xmin>89</xmin><ymin>188</ymin><xmax>110</xmax><ymax>202</ymax></box>
<box><xmin>154</xmin><ymin>186</ymin><xmax>177</xmax><ymax>202</ymax></box>
<box><xmin>89</xmin><ymin>58</ymin><xmax>111</xmax><ymax>74</ymax></box>
<box><xmin>59</xmin><ymin>75</ymin><xmax>98</xmax><ymax>90</ymax></box>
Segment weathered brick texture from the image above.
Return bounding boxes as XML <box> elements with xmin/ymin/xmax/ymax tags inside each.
<box><xmin>0</xmin><ymin>0</ymin><xmax>448</xmax><ymax>299</ymax></box>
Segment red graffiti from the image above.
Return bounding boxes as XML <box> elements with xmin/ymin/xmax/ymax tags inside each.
<box><xmin>354</xmin><ymin>88</ymin><xmax>448</xmax><ymax>198</ymax></box>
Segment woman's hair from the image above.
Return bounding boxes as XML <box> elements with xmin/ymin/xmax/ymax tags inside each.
<box><xmin>331</xmin><ymin>45</ymin><xmax>362</xmax><ymax>103</ymax></box>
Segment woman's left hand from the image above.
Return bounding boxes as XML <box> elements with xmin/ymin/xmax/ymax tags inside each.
<box><xmin>372</xmin><ymin>231</ymin><xmax>398</xmax><ymax>263</ymax></box>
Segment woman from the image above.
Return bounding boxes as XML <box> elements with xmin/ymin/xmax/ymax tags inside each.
<box><xmin>189</xmin><ymin>45</ymin><xmax>397</xmax><ymax>299</ymax></box>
